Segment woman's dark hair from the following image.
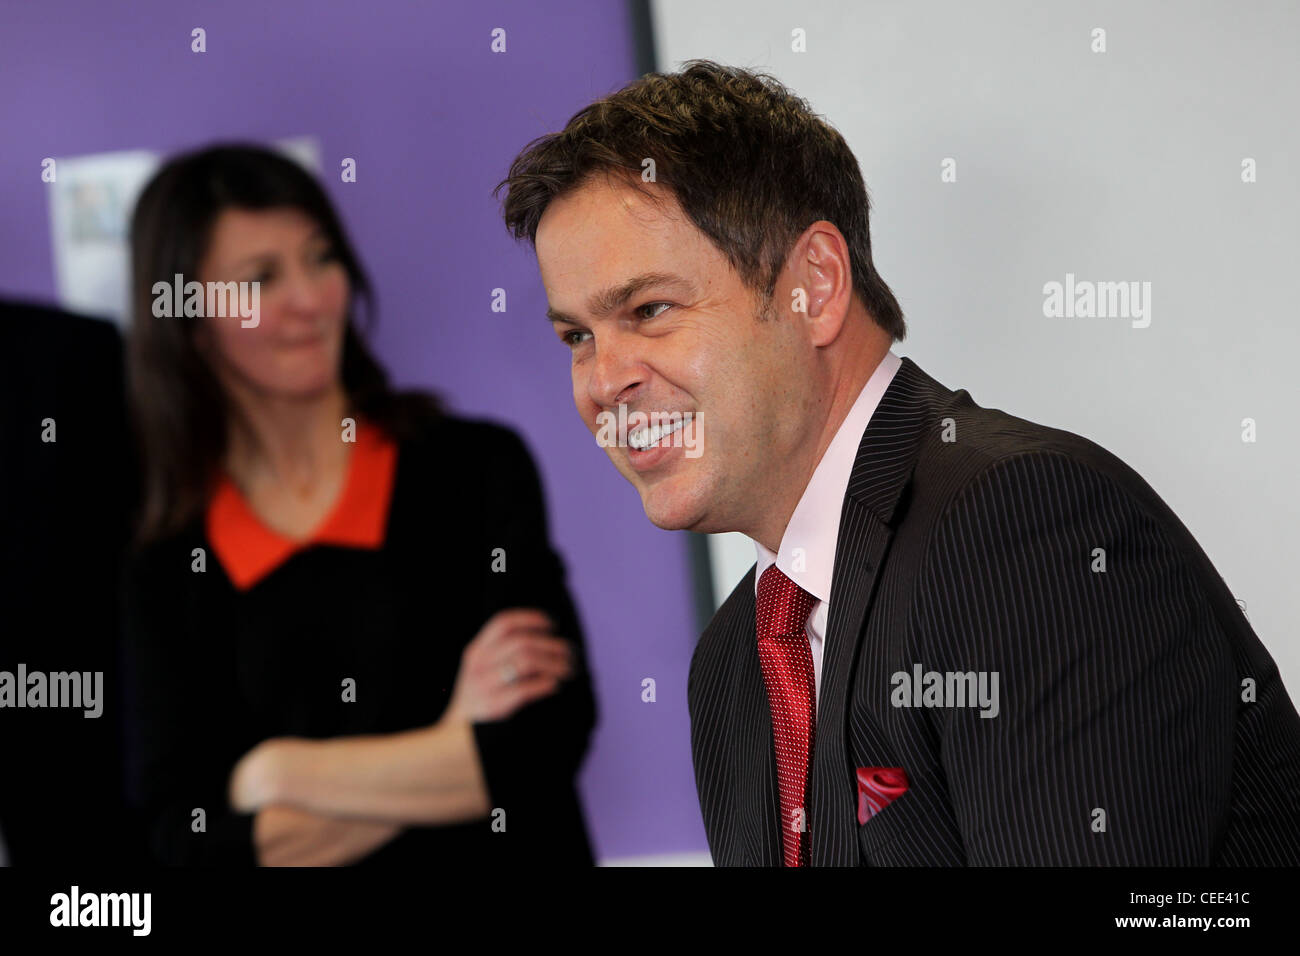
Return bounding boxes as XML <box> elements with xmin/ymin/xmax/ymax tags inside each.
<box><xmin>495</xmin><ymin>59</ymin><xmax>906</xmax><ymax>340</ymax></box>
<box><xmin>126</xmin><ymin>142</ymin><xmax>441</xmax><ymax>547</ymax></box>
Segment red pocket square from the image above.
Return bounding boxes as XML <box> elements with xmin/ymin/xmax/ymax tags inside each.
<box><xmin>857</xmin><ymin>767</ymin><xmax>909</xmax><ymax>824</ymax></box>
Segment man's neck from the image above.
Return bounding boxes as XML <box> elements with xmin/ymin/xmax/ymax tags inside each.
<box><xmin>749</xmin><ymin>342</ymin><xmax>891</xmax><ymax>552</ymax></box>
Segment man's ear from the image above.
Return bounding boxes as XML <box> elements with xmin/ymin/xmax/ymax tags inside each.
<box><xmin>791</xmin><ymin>222</ymin><xmax>853</xmax><ymax>348</ymax></box>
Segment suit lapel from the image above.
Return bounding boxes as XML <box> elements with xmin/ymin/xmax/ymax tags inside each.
<box><xmin>728</xmin><ymin>586</ymin><xmax>785</xmax><ymax>866</ymax></box>
<box><xmin>808</xmin><ymin>356</ymin><xmax>938</xmax><ymax>865</ymax></box>
<box><xmin>694</xmin><ymin>566</ymin><xmax>783</xmax><ymax>866</ymax></box>
<box><xmin>809</xmin><ymin>496</ymin><xmax>894</xmax><ymax>864</ymax></box>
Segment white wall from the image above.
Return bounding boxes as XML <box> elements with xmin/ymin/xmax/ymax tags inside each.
<box><xmin>653</xmin><ymin>0</ymin><xmax>1300</xmax><ymax>691</ymax></box>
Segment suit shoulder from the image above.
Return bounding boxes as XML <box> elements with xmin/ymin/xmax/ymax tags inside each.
<box><xmin>0</xmin><ymin>299</ymin><xmax>121</xmax><ymax>345</ymax></box>
<box><xmin>0</xmin><ymin>303</ymin><xmax>124</xmax><ymax>403</ymax></box>
<box><xmin>944</xmin><ymin>443</ymin><xmax>1170</xmax><ymax>536</ymax></box>
<box><xmin>910</xmin><ymin>383</ymin><xmax>1167</xmax><ymax>529</ymax></box>
<box><xmin>915</xmin><ymin>448</ymin><xmax>1216</xmax><ymax>624</ymax></box>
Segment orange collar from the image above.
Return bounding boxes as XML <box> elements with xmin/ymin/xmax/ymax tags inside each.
<box><xmin>206</xmin><ymin>420</ymin><xmax>399</xmax><ymax>591</ymax></box>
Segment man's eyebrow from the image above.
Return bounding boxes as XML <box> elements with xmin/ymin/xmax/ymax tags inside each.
<box><xmin>546</xmin><ymin>272</ymin><xmax>692</xmax><ymax>324</ymax></box>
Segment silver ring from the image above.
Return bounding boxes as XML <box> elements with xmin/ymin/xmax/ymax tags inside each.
<box><xmin>500</xmin><ymin>662</ymin><xmax>518</xmax><ymax>685</ymax></box>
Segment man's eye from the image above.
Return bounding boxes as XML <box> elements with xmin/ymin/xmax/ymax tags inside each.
<box><xmin>561</xmin><ymin>329</ymin><xmax>591</xmax><ymax>347</ymax></box>
<box><xmin>636</xmin><ymin>302</ymin><xmax>672</xmax><ymax>320</ymax></box>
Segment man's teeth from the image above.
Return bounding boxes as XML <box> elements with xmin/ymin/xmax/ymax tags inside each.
<box><xmin>629</xmin><ymin>419</ymin><xmax>686</xmax><ymax>451</ymax></box>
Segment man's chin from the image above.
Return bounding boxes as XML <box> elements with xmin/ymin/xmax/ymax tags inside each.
<box><xmin>643</xmin><ymin>510</ymin><xmax>692</xmax><ymax>532</ymax></box>
<box><xmin>637</xmin><ymin>486</ymin><xmax>703</xmax><ymax>532</ymax></box>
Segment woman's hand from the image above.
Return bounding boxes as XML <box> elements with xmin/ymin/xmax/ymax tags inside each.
<box><xmin>253</xmin><ymin>805</ymin><xmax>403</xmax><ymax>866</ymax></box>
<box><xmin>444</xmin><ymin>608</ymin><xmax>574</xmax><ymax>724</ymax></box>
<box><xmin>229</xmin><ymin>737</ymin><xmax>307</xmax><ymax>812</ymax></box>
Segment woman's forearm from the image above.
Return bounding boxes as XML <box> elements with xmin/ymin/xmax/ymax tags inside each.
<box><xmin>254</xmin><ymin>718</ymin><xmax>493</xmax><ymax>825</ymax></box>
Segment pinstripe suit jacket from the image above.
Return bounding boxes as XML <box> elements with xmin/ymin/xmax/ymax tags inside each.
<box><xmin>689</xmin><ymin>355</ymin><xmax>1300</xmax><ymax>865</ymax></box>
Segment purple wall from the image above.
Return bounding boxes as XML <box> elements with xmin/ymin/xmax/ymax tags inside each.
<box><xmin>0</xmin><ymin>0</ymin><xmax>706</xmax><ymax>861</ymax></box>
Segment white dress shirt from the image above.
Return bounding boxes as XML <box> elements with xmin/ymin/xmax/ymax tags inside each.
<box><xmin>753</xmin><ymin>350</ymin><xmax>902</xmax><ymax>712</ymax></box>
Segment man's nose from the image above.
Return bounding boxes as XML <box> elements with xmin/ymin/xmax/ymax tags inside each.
<box><xmin>586</xmin><ymin>328</ymin><xmax>644</xmax><ymax>410</ymax></box>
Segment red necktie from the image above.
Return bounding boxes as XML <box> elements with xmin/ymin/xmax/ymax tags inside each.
<box><xmin>755</xmin><ymin>563</ymin><xmax>818</xmax><ymax>867</ymax></box>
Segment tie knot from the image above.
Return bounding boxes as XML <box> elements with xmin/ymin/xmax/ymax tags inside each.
<box><xmin>756</xmin><ymin>564</ymin><xmax>818</xmax><ymax>643</ymax></box>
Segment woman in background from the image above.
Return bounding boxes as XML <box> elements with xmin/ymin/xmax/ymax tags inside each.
<box><xmin>121</xmin><ymin>143</ymin><xmax>596</xmax><ymax>866</ymax></box>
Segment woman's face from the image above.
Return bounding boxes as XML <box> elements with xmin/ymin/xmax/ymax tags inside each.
<box><xmin>195</xmin><ymin>206</ymin><xmax>350</xmax><ymax>401</ymax></box>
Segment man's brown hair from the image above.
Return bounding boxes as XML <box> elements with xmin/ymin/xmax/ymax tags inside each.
<box><xmin>495</xmin><ymin>58</ymin><xmax>906</xmax><ymax>340</ymax></box>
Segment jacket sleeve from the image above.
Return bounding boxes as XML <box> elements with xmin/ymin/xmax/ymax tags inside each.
<box><xmin>913</xmin><ymin>450</ymin><xmax>1237</xmax><ymax>864</ymax></box>
<box><xmin>119</xmin><ymin>543</ymin><xmax>258</xmax><ymax>866</ymax></box>
<box><xmin>467</xmin><ymin>424</ymin><xmax>598</xmax><ymax>854</ymax></box>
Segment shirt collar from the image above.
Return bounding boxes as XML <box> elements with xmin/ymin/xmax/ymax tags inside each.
<box><xmin>754</xmin><ymin>350</ymin><xmax>902</xmax><ymax>602</ymax></box>
<box><xmin>206</xmin><ymin>419</ymin><xmax>399</xmax><ymax>591</ymax></box>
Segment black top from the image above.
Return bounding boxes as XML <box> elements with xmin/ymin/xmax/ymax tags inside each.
<box><xmin>120</xmin><ymin>412</ymin><xmax>597</xmax><ymax>866</ymax></box>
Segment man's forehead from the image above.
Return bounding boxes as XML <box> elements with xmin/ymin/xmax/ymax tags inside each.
<box><xmin>538</xmin><ymin>183</ymin><xmax>692</xmax><ymax>291</ymax></box>
<box><xmin>539</xmin><ymin>174</ymin><xmax>681</xmax><ymax>241</ymax></box>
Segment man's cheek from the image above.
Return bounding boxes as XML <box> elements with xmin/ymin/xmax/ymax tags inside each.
<box><xmin>572</xmin><ymin>375</ymin><xmax>593</xmax><ymax>424</ymax></box>
<box><xmin>585</xmin><ymin>405</ymin><xmax>610</xmax><ymax>446</ymax></box>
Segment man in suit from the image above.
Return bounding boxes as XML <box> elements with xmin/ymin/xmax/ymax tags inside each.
<box><xmin>0</xmin><ymin>297</ymin><xmax>147</xmax><ymax>865</ymax></box>
<box><xmin>497</xmin><ymin>59</ymin><xmax>1300</xmax><ymax>865</ymax></box>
